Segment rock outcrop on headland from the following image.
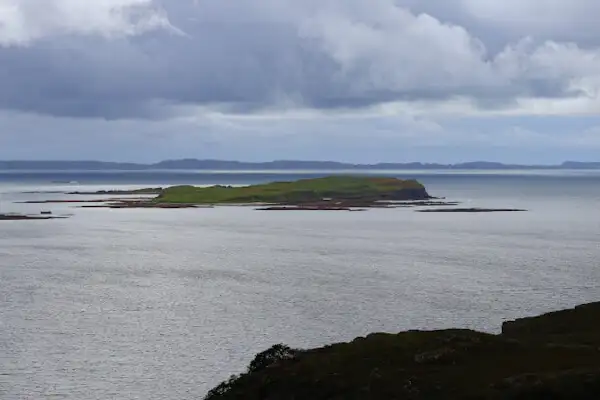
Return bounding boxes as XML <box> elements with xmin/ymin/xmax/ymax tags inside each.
<box><xmin>204</xmin><ymin>302</ymin><xmax>600</xmax><ymax>399</ymax></box>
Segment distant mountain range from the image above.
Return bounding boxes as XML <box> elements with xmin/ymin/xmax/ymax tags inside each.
<box><xmin>1</xmin><ymin>159</ymin><xmax>600</xmax><ymax>170</ymax></box>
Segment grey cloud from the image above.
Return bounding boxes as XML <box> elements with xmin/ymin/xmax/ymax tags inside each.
<box><xmin>402</xmin><ymin>0</ymin><xmax>600</xmax><ymax>49</ymax></box>
<box><xmin>459</xmin><ymin>0</ymin><xmax>600</xmax><ymax>45</ymax></box>
<box><xmin>0</xmin><ymin>0</ymin><xmax>599</xmax><ymax>119</ymax></box>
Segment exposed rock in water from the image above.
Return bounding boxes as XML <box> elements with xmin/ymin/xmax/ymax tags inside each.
<box><xmin>16</xmin><ymin>198</ymin><xmax>150</xmax><ymax>204</ymax></box>
<box><xmin>418</xmin><ymin>208</ymin><xmax>527</xmax><ymax>213</ymax></box>
<box><xmin>381</xmin><ymin>200</ymin><xmax>461</xmax><ymax>206</ymax></box>
<box><xmin>19</xmin><ymin>191</ymin><xmax>65</xmax><ymax>194</ymax></box>
<box><xmin>204</xmin><ymin>302</ymin><xmax>600</xmax><ymax>399</ymax></box>
<box><xmin>67</xmin><ymin>188</ymin><xmax>163</xmax><ymax>195</ymax></box>
<box><xmin>79</xmin><ymin>201</ymin><xmax>212</xmax><ymax>209</ymax></box>
<box><xmin>257</xmin><ymin>206</ymin><xmax>354</xmax><ymax>211</ymax></box>
<box><xmin>0</xmin><ymin>213</ymin><xmax>69</xmax><ymax>220</ymax></box>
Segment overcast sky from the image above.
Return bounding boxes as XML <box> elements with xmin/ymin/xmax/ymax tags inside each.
<box><xmin>1</xmin><ymin>0</ymin><xmax>599</xmax><ymax>163</ymax></box>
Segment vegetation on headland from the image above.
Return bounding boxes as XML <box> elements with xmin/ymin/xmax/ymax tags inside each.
<box><xmin>205</xmin><ymin>302</ymin><xmax>600</xmax><ymax>399</ymax></box>
<box><xmin>155</xmin><ymin>176</ymin><xmax>430</xmax><ymax>205</ymax></box>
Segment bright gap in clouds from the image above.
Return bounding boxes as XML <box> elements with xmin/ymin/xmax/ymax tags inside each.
<box><xmin>0</xmin><ymin>0</ymin><xmax>172</xmax><ymax>45</ymax></box>
<box><xmin>0</xmin><ymin>0</ymin><xmax>599</xmax><ymax>162</ymax></box>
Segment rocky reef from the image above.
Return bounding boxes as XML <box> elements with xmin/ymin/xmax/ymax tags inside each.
<box><xmin>205</xmin><ymin>302</ymin><xmax>600</xmax><ymax>399</ymax></box>
<box><xmin>67</xmin><ymin>188</ymin><xmax>163</xmax><ymax>195</ymax></box>
<box><xmin>0</xmin><ymin>213</ymin><xmax>68</xmax><ymax>220</ymax></box>
<box><xmin>79</xmin><ymin>201</ymin><xmax>210</xmax><ymax>209</ymax></box>
<box><xmin>418</xmin><ymin>208</ymin><xmax>527</xmax><ymax>213</ymax></box>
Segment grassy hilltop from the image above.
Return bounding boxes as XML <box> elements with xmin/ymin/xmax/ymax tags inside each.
<box><xmin>155</xmin><ymin>176</ymin><xmax>430</xmax><ymax>205</ymax></box>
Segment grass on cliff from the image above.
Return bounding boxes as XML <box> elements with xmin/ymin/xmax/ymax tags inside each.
<box><xmin>155</xmin><ymin>176</ymin><xmax>425</xmax><ymax>204</ymax></box>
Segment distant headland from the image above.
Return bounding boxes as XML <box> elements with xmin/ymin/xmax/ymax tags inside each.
<box><xmin>1</xmin><ymin>159</ymin><xmax>600</xmax><ymax>171</ymax></box>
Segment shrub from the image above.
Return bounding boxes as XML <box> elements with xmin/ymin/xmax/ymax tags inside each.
<box><xmin>248</xmin><ymin>344</ymin><xmax>298</xmax><ymax>373</ymax></box>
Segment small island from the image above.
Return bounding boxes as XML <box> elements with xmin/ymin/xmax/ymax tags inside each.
<box><xmin>204</xmin><ymin>302</ymin><xmax>600</xmax><ymax>399</ymax></box>
<box><xmin>18</xmin><ymin>176</ymin><xmax>526</xmax><ymax>212</ymax></box>
<box><xmin>156</xmin><ymin>176</ymin><xmax>431</xmax><ymax>204</ymax></box>
<box><xmin>81</xmin><ymin>176</ymin><xmax>437</xmax><ymax>210</ymax></box>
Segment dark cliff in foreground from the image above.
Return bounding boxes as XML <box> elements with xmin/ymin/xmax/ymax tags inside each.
<box><xmin>205</xmin><ymin>302</ymin><xmax>600</xmax><ymax>399</ymax></box>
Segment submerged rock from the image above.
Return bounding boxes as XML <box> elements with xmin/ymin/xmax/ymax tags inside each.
<box><xmin>0</xmin><ymin>213</ymin><xmax>68</xmax><ymax>220</ymax></box>
<box><xmin>418</xmin><ymin>208</ymin><xmax>527</xmax><ymax>213</ymax></box>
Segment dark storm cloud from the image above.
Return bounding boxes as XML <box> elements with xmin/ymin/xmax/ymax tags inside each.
<box><xmin>0</xmin><ymin>0</ymin><xmax>599</xmax><ymax>119</ymax></box>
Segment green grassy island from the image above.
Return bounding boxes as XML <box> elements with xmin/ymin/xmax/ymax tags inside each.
<box><xmin>64</xmin><ymin>176</ymin><xmax>526</xmax><ymax>211</ymax></box>
<box><xmin>154</xmin><ymin>176</ymin><xmax>431</xmax><ymax>209</ymax></box>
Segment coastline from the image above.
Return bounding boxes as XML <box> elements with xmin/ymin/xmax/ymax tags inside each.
<box><xmin>205</xmin><ymin>302</ymin><xmax>600</xmax><ymax>399</ymax></box>
<box><xmin>7</xmin><ymin>176</ymin><xmax>524</xmax><ymax>212</ymax></box>
<box><xmin>0</xmin><ymin>213</ymin><xmax>68</xmax><ymax>220</ymax></box>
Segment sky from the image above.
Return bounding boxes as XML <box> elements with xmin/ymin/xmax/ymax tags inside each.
<box><xmin>1</xmin><ymin>0</ymin><xmax>600</xmax><ymax>164</ymax></box>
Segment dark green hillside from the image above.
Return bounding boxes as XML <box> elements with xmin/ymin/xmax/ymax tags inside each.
<box><xmin>205</xmin><ymin>303</ymin><xmax>600</xmax><ymax>399</ymax></box>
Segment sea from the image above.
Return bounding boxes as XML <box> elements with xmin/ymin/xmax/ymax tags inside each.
<box><xmin>1</xmin><ymin>169</ymin><xmax>599</xmax><ymax>399</ymax></box>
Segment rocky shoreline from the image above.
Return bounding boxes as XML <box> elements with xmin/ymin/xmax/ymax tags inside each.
<box><xmin>418</xmin><ymin>207</ymin><xmax>528</xmax><ymax>213</ymax></box>
<box><xmin>67</xmin><ymin>188</ymin><xmax>163</xmax><ymax>195</ymax></box>
<box><xmin>17</xmin><ymin>198</ymin><xmax>152</xmax><ymax>204</ymax></box>
<box><xmin>204</xmin><ymin>302</ymin><xmax>600</xmax><ymax>399</ymax></box>
<box><xmin>0</xmin><ymin>213</ymin><xmax>69</xmax><ymax>220</ymax></box>
<box><xmin>11</xmin><ymin>195</ymin><xmax>528</xmax><ymax>212</ymax></box>
<box><xmin>79</xmin><ymin>201</ymin><xmax>212</xmax><ymax>209</ymax></box>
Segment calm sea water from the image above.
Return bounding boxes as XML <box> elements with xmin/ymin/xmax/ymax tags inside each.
<box><xmin>1</xmin><ymin>170</ymin><xmax>600</xmax><ymax>399</ymax></box>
